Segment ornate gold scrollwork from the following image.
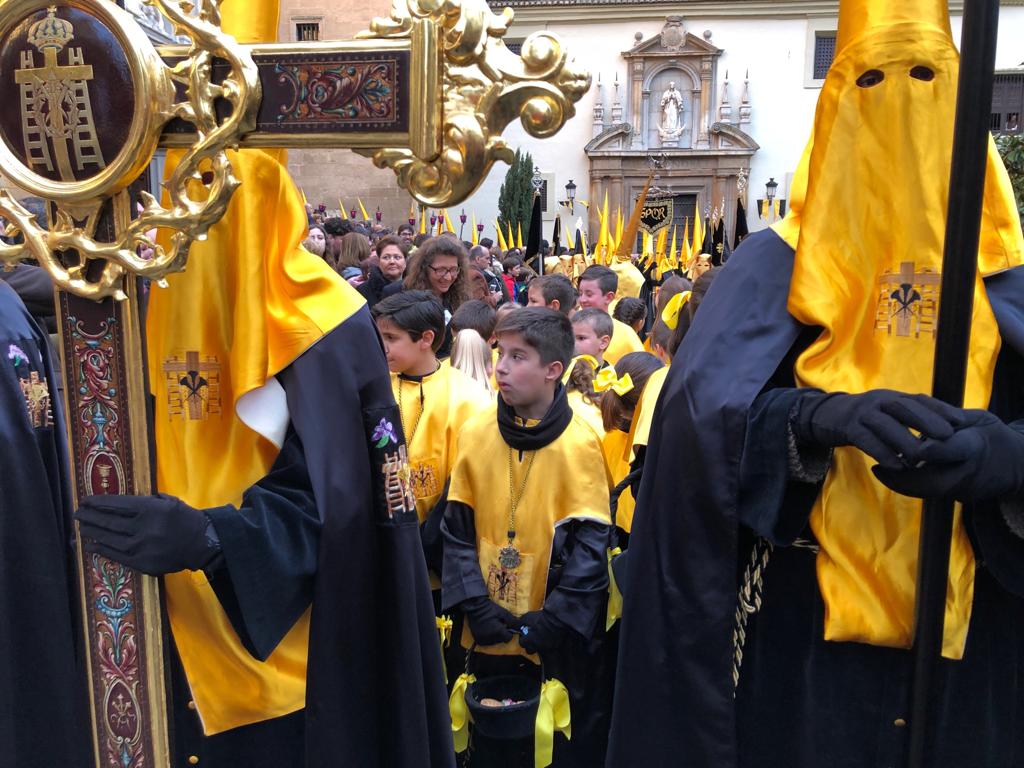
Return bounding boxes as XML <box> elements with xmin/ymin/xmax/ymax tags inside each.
<box><xmin>0</xmin><ymin>0</ymin><xmax>259</xmax><ymax>300</ymax></box>
<box><xmin>357</xmin><ymin>0</ymin><xmax>591</xmax><ymax>206</ymax></box>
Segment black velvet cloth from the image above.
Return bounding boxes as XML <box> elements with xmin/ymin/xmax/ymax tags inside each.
<box><xmin>608</xmin><ymin>229</ymin><xmax>1024</xmax><ymax>768</ymax></box>
<box><xmin>0</xmin><ymin>282</ymin><xmax>87</xmax><ymax>768</ymax></box>
<box><xmin>197</xmin><ymin>307</ymin><xmax>453</xmax><ymax>768</ymax></box>
<box><xmin>0</xmin><ymin>264</ymin><xmax>56</xmax><ymax>333</ymax></box>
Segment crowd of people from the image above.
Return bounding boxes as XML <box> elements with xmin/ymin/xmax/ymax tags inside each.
<box><xmin>292</xmin><ymin>207</ymin><xmax>723</xmax><ymax>765</ymax></box>
<box><xmin>8</xmin><ymin>0</ymin><xmax>1024</xmax><ymax>766</ymax></box>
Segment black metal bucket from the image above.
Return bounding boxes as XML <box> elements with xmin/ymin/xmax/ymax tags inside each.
<box><xmin>464</xmin><ymin>645</ymin><xmax>542</xmax><ymax>740</ymax></box>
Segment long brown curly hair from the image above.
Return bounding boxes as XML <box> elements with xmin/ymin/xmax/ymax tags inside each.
<box><xmin>403</xmin><ymin>234</ymin><xmax>471</xmax><ymax>312</ymax></box>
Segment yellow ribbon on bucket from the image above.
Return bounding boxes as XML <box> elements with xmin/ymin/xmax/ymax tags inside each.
<box><xmin>606</xmin><ymin>547</ymin><xmax>624</xmax><ymax>631</ymax></box>
<box><xmin>436</xmin><ymin>615</ymin><xmax>453</xmax><ymax>681</ymax></box>
<box><xmin>449</xmin><ymin>672</ymin><xmax>476</xmax><ymax>753</ymax></box>
<box><xmin>534</xmin><ymin>678</ymin><xmax>572</xmax><ymax>768</ymax></box>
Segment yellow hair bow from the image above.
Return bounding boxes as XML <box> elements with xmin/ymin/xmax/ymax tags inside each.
<box><xmin>561</xmin><ymin>354</ymin><xmax>600</xmax><ymax>384</ymax></box>
<box><xmin>594</xmin><ymin>368</ymin><xmax>634</xmax><ymax>396</ymax></box>
<box><xmin>534</xmin><ymin>678</ymin><xmax>572</xmax><ymax>768</ymax></box>
<box><xmin>660</xmin><ymin>290</ymin><xmax>692</xmax><ymax>330</ymax></box>
<box><xmin>449</xmin><ymin>672</ymin><xmax>476</xmax><ymax>753</ymax></box>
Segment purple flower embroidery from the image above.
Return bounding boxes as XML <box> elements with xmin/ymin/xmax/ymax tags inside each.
<box><xmin>7</xmin><ymin>344</ymin><xmax>26</xmax><ymax>367</ymax></box>
<box><xmin>373</xmin><ymin>418</ymin><xmax>398</xmax><ymax>448</ymax></box>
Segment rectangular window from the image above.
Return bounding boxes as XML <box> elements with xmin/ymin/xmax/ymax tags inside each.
<box><xmin>813</xmin><ymin>33</ymin><xmax>836</xmax><ymax>80</ymax></box>
<box><xmin>993</xmin><ymin>74</ymin><xmax>1024</xmax><ymax>134</ymax></box>
<box><xmin>296</xmin><ymin>22</ymin><xmax>320</xmax><ymax>42</ymax></box>
<box><xmin>539</xmin><ymin>179</ymin><xmax>549</xmax><ymax>213</ymax></box>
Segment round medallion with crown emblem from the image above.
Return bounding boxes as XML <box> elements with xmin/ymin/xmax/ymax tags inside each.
<box><xmin>0</xmin><ymin>0</ymin><xmax>173</xmax><ymax>202</ymax></box>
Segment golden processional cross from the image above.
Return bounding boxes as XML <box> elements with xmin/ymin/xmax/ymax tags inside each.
<box><xmin>0</xmin><ymin>1</ymin><xmax>588</xmax><ymax>765</ymax></box>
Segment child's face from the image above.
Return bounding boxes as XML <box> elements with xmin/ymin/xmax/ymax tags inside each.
<box><xmin>526</xmin><ymin>284</ymin><xmax>547</xmax><ymax>309</ymax></box>
<box><xmin>494</xmin><ymin>331</ymin><xmax>561</xmax><ymax>413</ymax></box>
<box><xmin>376</xmin><ymin>317</ymin><xmax>434</xmax><ymax>374</ymax></box>
<box><xmin>577</xmin><ymin>279</ymin><xmax>614</xmax><ymax>312</ymax></box>
<box><xmin>572</xmin><ymin>321</ymin><xmax>609</xmax><ymax>360</ymax></box>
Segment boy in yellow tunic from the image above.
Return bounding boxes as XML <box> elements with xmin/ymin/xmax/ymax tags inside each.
<box><xmin>442</xmin><ymin>308</ymin><xmax>612</xmax><ymax>766</ymax></box>
<box><xmin>576</xmin><ymin>265</ymin><xmax>644</xmax><ymax>365</ymax></box>
<box><xmin>372</xmin><ymin>291</ymin><xmax>491</xmax><ymax>575</ymax></box>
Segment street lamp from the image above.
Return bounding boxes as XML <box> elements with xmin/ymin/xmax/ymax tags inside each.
<box><xmin>565</xmin><ymin>179</ymin><xmax>577</xmax><ymax>212</ymax></box>
<box><xmin>531</xmin><ymin>167</ymin><xmax>544</xmax><ymax>194</ymax></box>
<box><xmin>757</xmin><ymin>177</ymin><xmax>785</xmax><ymax>222</ymax></box>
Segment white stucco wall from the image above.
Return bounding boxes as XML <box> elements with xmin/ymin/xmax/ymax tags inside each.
<box><xmin>453</xmin><ymin>4</ymin><xmax>1024</xmax><ymax>245</ymax></box>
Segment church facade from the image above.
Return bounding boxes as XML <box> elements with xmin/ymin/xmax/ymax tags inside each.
<box><xmin>3</xmin><ymin>1</ymin><xmax>1023</xmax><ymax>240</ymax></box>
<box><xmin>456</xmin><ymin>0</ymin><xmax>1024</xmax><ymax>243</ymax></box>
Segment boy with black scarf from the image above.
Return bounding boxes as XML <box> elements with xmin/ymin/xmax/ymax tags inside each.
<box><xmin>441</xmin><ymin>308</ymin><xmax>612</xmax><ymax>766</ymax></box>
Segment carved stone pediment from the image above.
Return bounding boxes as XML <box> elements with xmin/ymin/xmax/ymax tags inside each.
<box><xmin>585</xmin><ymin>123</ymin><xmax>632</xmax><ymax>153</ymax></box>
<box><xmin>709</xmin><ymin>122</ymin><xmax>759</xmax><ymax>152</ymax></box>
<box><xmin>624</xmin><ymin>16</ymin><xmax>722</xmax><ymax>59</ymax></box>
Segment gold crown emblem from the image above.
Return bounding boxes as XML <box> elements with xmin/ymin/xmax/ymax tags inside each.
<box><xmin>27</xmin><ymin>6</ymin><xmax>74</xmax><ymax>53</ymax></box>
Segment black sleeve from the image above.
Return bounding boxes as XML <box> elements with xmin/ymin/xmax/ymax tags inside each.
<box><xmin>420</xmin><ymin>480</ymin><xmax>449</xmax><ymax>578</ymax></box>
<box><xmin>440</xmin><ymin>501</ymin><xmax>488</xmax><ymax>611</ymax></box>
<box><xmin>0</xmin><ymin>265</ymin><xmax>56</xmax><ymax>332</ymax></box>
<box><xmin>736</xmin><ymin>387</ymin><xmax>824</xmax><ymax>545</ymax></box>
<box><xmin>205</xmin><ymin>428</ymin><xmax>320</xmax><ymax>661</ymax></box>
<box><xmin>544</xmin><ymin>519</ymin><xmax>610</xmax><ymax>641</ymax></box>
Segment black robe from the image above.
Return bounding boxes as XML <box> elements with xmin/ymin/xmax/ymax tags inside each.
<box><xmin>608</xmin><ymin>229</ymin><xmax>1024</xmax><ymax>768</ymax></box>
<box><xmin>172</xmin><ymin>306</ymin><xmax>454</xmax><ymax>768</ymax></box>
<box><xmin>0</xmin><ymin>282</ymin><xmax>87</xmax><ymax>768</ymax></box>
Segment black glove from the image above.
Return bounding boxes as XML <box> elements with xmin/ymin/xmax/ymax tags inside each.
<box><xmin>871</xmin><ymin>403</ymin><xmax>1024</xmax><ymax>502</ymax></box>
<box><xmin>515</xmin><ymin>610</ymin><xmax>569</xmax><ymax>655</ymax></box>
<box><xmin>793</xmin><ymin>389</ymin><xmax>957</xmax><ymax>469</ymax></box>
<box><xmin>462</xmin><ymin>595</ymin><xmax>515</xmax><ymax>646</ymax></box>
<box><xmin>76</xmin><ymin>493</ymin><xmax>220</xmax><ymax>576</ymax></box>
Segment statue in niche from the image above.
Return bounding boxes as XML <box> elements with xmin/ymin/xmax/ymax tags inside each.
<box><xmin>658</xmin><ymin>81</ymin><xmax>686</xmax><ymax>144</ymax></box>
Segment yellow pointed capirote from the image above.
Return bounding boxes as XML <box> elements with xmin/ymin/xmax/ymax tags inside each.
<box><xmin>774</xmin><ymin>0</ymin><xmax>1024</xmax><ymax>661</ymax></box>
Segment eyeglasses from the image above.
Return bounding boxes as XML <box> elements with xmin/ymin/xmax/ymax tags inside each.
<box><xmin>428</xmin><ymin>265</ymin><xmax>460</xmax><ymax>278</ymax></box>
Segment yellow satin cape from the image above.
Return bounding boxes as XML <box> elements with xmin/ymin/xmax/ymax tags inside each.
<box><xmin>448</xmin><ymin>406</ymin><xmax>611</xmax><ymax>657</ymax></box>
<box><xmin>773</xmin><ymin>0</ymin><xmax>1024</xmax><ymax>659</ymax></box>
<box><xmin>149</xmin><ymin>147</ymin><xmax>362</xmax><ymax>733</ymax></box>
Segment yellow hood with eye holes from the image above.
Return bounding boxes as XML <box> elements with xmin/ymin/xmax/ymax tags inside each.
<box><xmin>772</xmin><ymin>0</ymin><xmax>1024</xmax><ymax>660</ymax></box>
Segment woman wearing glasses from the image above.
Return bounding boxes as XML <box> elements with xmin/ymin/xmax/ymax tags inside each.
<box><xmin>381</xmin><ymin>234</ymin><xmax>471</xmax><ymax>357</ymax></box>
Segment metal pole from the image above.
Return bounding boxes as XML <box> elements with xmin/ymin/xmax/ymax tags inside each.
<box><xmin>907</xmin><ymin>1</ymin><xmax>1000</xmax><ymax>765</ymax></box>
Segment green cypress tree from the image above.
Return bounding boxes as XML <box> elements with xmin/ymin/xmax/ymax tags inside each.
<box><xmin>497</xmin><ymin>150</ymin><xmax>534</xmax><ymax>245</ymax></box>
<box><xmin>996</xmin><ymin>134</ymin><xmax>1024</xmax><ymax>221</ymax></box>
